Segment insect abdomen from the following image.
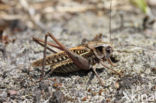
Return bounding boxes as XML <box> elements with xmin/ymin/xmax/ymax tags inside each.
<box><xmin>52</xmin><ymin>51</ymin><xmax>97</xmax><ymax>73</ymax></box>
<box><xmin>52</xmin><ymin>60</ymin><xmax>80</xmax><ymax>73</ymax></box>
<box><xmin>32</xmin><ymin>46</ymin><xmax>97</xmax><ymax>73</ymax></box>
<box><xmin>32</xmin><ymin>46</ymin><xmax>89</xmax><ymax>68</ymax></box>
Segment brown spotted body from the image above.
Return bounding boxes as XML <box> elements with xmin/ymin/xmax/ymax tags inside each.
<box><xmin>32</xmin><ymin>33</ymin><xmax>121</xmax><ymax>86</ymax></box>
<box><xmin>32</xmin><ymin>46</ymin><xmax>98</xmax><ymax>73</ymax></box>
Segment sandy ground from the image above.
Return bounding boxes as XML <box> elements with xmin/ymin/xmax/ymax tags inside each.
<box><xmin>0</xmin><ymin>1</ymin><xmax>156</xmax><ymax>103</ymax></box>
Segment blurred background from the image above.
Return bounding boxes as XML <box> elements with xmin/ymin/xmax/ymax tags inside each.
<box><xmin>0</xmin><ymin>0</ymin><xmax>155</xmax><ymax>41</ymax></box>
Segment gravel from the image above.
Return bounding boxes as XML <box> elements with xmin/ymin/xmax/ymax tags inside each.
<box><xmin>0</xmin><ymin>3</ymin><xmax>156</xmax><ymax>103</ymax></box>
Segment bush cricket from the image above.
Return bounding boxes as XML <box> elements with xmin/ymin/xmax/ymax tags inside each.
<box><xmin>32</xmin><ymin>32</ymin><xmax>121</xmax><ymax>86</ymax></box>
<box><xmin>32</xmin><ymin>0</ymin><xmax>121</xmax><ymax>86</ymax></box>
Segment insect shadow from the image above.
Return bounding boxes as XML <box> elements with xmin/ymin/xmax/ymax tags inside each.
<box><xmin>47</xmin><ymin>67</ymin><xmax>105</xmax><ymax>86</ymax></box>
<box><xmin>46</xmin><ymin>67</ymin><xmax>104</xmax><ymax>77</ymax></box>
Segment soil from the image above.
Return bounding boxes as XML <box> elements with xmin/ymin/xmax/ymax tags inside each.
<box><xmin>0</xmin><ymin>0</ymin><xmax>156</xmax><ymax>103</ymax></box>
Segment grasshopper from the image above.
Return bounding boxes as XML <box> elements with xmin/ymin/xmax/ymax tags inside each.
<box><xmin>32</xmin><ymin>0</ymin><xmax>121</xmax><ymax>86</ymax></box>
<box><xmin>32</xmin><ymin>32</ymin><xmax>121</xmax><ymax>86</ymax></box>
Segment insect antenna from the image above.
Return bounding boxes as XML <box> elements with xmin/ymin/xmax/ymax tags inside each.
<box><xmin>109</xmin><ymin>0</ymin><xmax>112</xmax><ymax>43</ymax></box>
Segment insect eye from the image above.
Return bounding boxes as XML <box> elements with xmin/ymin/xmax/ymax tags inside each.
<box><xmin>106</xmin><ymin>46</ymin><xmax>112</xmax><ymax>53</ymax></box>
<box><xmin>95</xmin><ymin>46</ymin><xmax>103</xmax><ymax>52</ymax></box>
